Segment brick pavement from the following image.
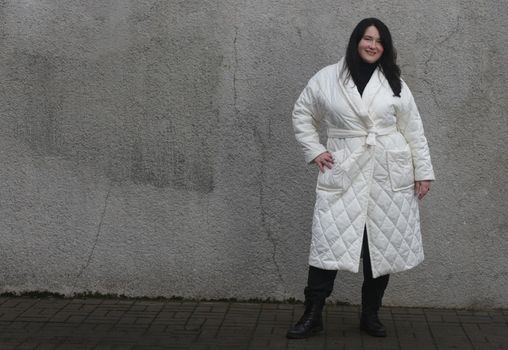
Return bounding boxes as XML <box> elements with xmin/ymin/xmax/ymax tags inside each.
<box><xmin>0</xmin><ymin>297</ymin><xmax>506</xmax><ymax>349</ymax></box>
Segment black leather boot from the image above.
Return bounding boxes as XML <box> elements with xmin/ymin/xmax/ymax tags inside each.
<box><xmin>360</xmin><ymin>312</ymin><xmax>386</xmax><ymax>337</ymax></box>
<box><xmin>286</xmin><ymin>300</ymin><xmax>324</xmax><ymax>339</ymax></box>
<box><xmin>360</xmin><ymin>275</ymin><xmax>389</xmax><ymax>337</ymax></box>
<box><xmin>360</xmin><ymin>230</ymin><xmax>389</xmax><ymax>337</ymax></box>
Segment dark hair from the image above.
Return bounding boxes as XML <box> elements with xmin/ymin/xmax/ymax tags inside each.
<box><xmin>345</xmin><ymin>18</ymin><xmax>401</xmax><ymax>97</ymax></box>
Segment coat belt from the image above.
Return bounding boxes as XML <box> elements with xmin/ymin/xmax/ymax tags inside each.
<box><xmin>327</xmin><ymin>125</ymin><xmax>398</xmax><ymax>146</ymax></box>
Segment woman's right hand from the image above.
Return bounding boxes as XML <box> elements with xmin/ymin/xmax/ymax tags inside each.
<box><xmin>313</xmin><ymin>151</ymin><xmax>334</xmax><ymax>172</ymax></box>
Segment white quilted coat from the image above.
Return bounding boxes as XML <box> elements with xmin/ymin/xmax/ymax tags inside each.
<box><xmin>293</xmin><ymin>58</ymin><xmax>435</xmax><ymax>278</ymax></box>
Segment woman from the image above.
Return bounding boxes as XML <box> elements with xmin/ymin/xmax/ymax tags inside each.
<box><xmin>288</xmin><ymin>18</ymin><xmax>435</xmax><ymax>338</ymax></box>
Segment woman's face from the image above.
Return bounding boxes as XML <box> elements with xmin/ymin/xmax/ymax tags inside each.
<box><xmin>357</xmin><ymin>25</ymin><xmax>384</xmax><ymax>64</ymax></box>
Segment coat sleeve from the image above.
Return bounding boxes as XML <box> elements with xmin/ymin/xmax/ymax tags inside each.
<box><xmin>292</xmin><ymin>75</ymin><xmax>327</xmax><ymax>164</ymax></box>
<box><xmin>396</xmin><ymin>81</ymin><xmax>436</xmax><ymax>181</ymax></box>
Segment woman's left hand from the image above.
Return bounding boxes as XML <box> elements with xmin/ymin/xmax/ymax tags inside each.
<box><xmin>415</xmin><ymin>180</ymin><xmax>431</xmax><ymax>200</ymax></box>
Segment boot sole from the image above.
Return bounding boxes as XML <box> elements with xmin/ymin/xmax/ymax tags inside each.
<box><xmin>360</xmin><ymin>323</ymin><xmax>387</xmax><ymax>337</ymax></box>
<box><xmin>286</xmin><ymin>326</ymin><xmax>324</xmax><ymax>339</ymax></box>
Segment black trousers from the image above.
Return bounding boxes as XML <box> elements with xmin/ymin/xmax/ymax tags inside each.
<box><xmin>304</xmin><ymin>228</ymin><xmax>389</xmax><ymax>314</ymax></box>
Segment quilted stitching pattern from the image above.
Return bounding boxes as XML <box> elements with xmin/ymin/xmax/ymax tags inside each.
<box><xmin>295</xmin><ymin>60</ymin><xmax>434</xmax><ymax>278</ymax></box>
<box><xmin>310</xmin><ymin>137</ymin><xmax>424</xmax><ymax>278</ymax></box>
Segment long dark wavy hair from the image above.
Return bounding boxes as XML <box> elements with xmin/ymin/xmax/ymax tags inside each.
<box><xmin>344</xmin><ymin>18</ymin><xmax>402</xmax><ymax>97</ymax></box>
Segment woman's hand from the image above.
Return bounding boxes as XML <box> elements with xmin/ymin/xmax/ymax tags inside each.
<box><xmin>312</xmin><ymin>152</ymin><xmax>334</xmax><ymax>173</ymax></box>
<box><xmin>415</xmin><ymin>180</ymin><xmax>431</xmax><ymax>200</ymax></box>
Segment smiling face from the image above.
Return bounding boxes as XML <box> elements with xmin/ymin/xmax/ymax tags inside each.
<box><xmin>357</xmin><ymin>25</ymin><xmax>384</xmax><ymax>64</ymax></box>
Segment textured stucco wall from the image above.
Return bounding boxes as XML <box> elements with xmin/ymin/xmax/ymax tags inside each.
<box><xmin>0</xmin><ymin>0</ymin><xmax>506</xmax><ymax>308</ymax></box>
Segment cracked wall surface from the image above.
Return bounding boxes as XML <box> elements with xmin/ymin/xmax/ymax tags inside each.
<box><xmin>0</xmin><ymin>0</ymin><xmax>507</xmax><ymax>308</ymax></box>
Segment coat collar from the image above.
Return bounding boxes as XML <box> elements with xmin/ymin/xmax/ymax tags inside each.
<box><xmin>336</xmin><ymin>57</ymin><xmax>387</xmax><ymax>129</ymax></box>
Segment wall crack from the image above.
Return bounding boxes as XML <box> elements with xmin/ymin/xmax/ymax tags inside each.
<box><xmin>422</xmin><ymin>16</ymin><xmax>461</xmax><ymax>108</ymax></box>
<box><xmin>254</xmin><ymin>128</ymin><xmax>284</xmax><ymax>288</ymax></box>
<box><xmin>233</xmin><ymin>26</ymin><xmax>239</xmax><ymax>115</ymax></box>
<box><xmin>71</xmin><ymin>185</ymin><xmax>113</xmax><ymax>294</ymax></box>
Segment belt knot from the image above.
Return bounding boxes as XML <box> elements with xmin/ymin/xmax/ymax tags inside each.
<box><xmin>366</xmin><ymin>129</ymin><xmax>377</xmax><ymax>146</ymax></box>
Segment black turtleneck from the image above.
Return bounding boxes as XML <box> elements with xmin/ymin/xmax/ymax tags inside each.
<box><xmin>351</xmin><ymin>60</ymin><xmax>378</xmax><ymax>96</ymax></box>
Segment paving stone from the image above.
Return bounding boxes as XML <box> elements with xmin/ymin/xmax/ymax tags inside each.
<box><xmin>0</xmin><ymin>297</ymin><xmax>505</xmax><ymax>349</ymax></box>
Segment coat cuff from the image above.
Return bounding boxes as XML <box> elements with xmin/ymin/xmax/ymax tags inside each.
<box><xmin>414</xmin><ymin>170</ymin><xmax>435</xmax><ymax>181</ymax></box>
<box><xmin>304</xmin><ymin>147</ymin><xmax>328</xmax><ymax>164</ymax></box>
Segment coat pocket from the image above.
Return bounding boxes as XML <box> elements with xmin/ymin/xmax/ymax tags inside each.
<box><xmin>386</xmin><ymin>149</ymin><xmax>415</xmax><ymax>191</ymax></box>
<box><xmin>316</xmin><ymin>150</ymin><xmax>348</xmax><ymax>192</ymax></box>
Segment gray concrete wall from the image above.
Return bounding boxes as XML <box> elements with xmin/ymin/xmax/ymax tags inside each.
<box><xmin>0</xmin><ymin>0</ymin><xmax>506</xmax><ymax>308</ymax></box>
